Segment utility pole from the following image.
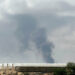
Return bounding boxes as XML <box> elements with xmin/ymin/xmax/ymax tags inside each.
<box><xmin>2</xmin><ymin>64</ymin><xmax>4</xmax><ymax>75</ymax></box>
<box><xmin>6</xmin><ymin>64</ymin><xmax>9</xmax><ymax>75</ymax></box>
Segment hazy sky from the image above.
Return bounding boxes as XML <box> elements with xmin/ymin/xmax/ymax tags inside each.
<box><xmin>0</xmin><ymin>0</ymin><xmax>75</xmax><ymax>63</ymax></box>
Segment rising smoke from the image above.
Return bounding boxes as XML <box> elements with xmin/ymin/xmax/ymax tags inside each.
<box><xmin>15</xmin><ymin>14</ymin><xmax>54</xmax><ymax>63</ymax></box>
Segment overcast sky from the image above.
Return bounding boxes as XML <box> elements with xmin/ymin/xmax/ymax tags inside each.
<box><xmin>0</xmin><ymin>0</ymin><xmax>75</xmax><ymax>63</ymax></box>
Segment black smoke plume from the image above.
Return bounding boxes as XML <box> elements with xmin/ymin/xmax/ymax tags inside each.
<box><xmin>15</xmin><ymin>14</ymin><xmax>54</xmax><ymax>63</ymax></box>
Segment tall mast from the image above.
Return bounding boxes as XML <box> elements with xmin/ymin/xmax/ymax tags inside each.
<box><xmin>2</xmin><ymin>64</ymin><xmax>4</xmax><ymax>71</ymax></box>
<box><xmin>6</xmin><ymin>64</ymin><xmax>9</xmax><ymax>75</ymax></box>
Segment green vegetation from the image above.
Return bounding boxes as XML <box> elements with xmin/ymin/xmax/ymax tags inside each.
<box><xmin>66</xmin><ymin>62</ymin><xmax>75</xmax><ymax>75</ymax></box>
<box><xmin>19</xmin><ymin>62</ymin><xmax>75</xmax><ymax>75</ymax></box>
<box><xmin>23</xmin><ymin>72</ymin><xmax>29</xmax><ymax>75</ymax></box>
<box><xmin>54</xmin><ymin>62</ymin><xmax>75</xmax><ymax>75</ymax></box>
<box><xmin>54</xmin><ymin>68</ymin><xmax>66</xmax><ymax>75</ymax></box>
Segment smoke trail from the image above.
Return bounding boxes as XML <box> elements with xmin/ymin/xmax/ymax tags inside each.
<box><xmin>15</xmin><ymin>14</ymin><xmax>54</xmax><ymax>63</ymax></box>
<box><xmin>32</xmin><ymin>28</ymin><xmax>54</xmax><ymax>63</ymax></box>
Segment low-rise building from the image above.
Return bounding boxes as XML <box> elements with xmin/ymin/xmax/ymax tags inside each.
<box><xmin>0</xmin><ymin>64</ymin><xmax>23</xmax><ymax>75</ymax></box>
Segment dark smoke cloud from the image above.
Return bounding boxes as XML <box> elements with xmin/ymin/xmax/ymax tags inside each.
<box><xmin>14</xmin><ymin>14</ymin><xmax>54</xmax><ymax>63</ymax></box>
<box><xmin>32</xmin><ymin>28</ymin><xmax>54</xmax><ymax>63</ymax></box>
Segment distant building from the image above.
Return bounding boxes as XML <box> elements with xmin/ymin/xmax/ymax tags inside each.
<box><xmin>0</xmin><ymin>64</ymin><xmax>23</xmax><ymax>75</ymax></box>
<box><xmin>0</xmin><ymin>63</ymin><xmax>67</xmax><ymax>75</ymax></box>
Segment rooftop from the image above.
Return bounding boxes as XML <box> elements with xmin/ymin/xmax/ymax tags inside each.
<box><xmin>0</xmin><ymin>63</ymin><xmax>67</xmax><ymax>67</ymax></box>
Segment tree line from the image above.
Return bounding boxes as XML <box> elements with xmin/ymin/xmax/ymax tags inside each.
<box><xmin>19</xmin><ymin>62</ymin><xmax>75</xmax><ymax>75</ymax></box>
<box><xmin>54</xmin><ymin>62</ymin><xmax>75</xmax><ymax>75</ymax></box>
